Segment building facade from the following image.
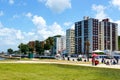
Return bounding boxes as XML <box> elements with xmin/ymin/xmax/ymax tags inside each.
<box><xmin>75</xmin><ymin>17</ymin><xmax>118</xmax><ymax>54</ymax></box>
<box><xmin>99</xmin><ymin>19</ymin><xmax>118</xmax><ymax>51</ymax></box>
<box><xmin>75</xmin><ymin>17</ymin><xmax>99</xmax><ymax>54</ymax></box>
<box><xmin>52</xmin><ymin>36</ymin><xmax>66</xmax><ymax>55</ymax></box>
<box><xmin>66</xmin><ymin>29</ymin><xmax>75</xmax><ymax>55</ymax></box>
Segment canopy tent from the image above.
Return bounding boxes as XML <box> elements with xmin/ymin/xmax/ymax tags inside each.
<box><xmin>104</xmin><ymin>50</ymin><xmax>110</xmax><ymax>53</ymax></box>
<box><xmin>92</xmin><ymin>50</ymin><xmax>104</xmax><ymax>53</ymax></box>
<box><xmin>112</xmin><ymin>51</ymin><xmax>120</xmax><ymax>54</ymax></box>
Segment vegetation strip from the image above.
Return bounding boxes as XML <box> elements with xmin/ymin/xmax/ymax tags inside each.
<box><xmin>0</xmin><ymin>60</ymin><xmax>120</xmax><ymax>69</ymax></box>
<box><xmin>0</xmin><ymin>63</ymin><xmax>120</xmax><ymax>80</ymax></box>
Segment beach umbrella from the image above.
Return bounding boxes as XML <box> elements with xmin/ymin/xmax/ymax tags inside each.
<box><xmin>92</xmin><ymin>53</ymin><xmax>98</xmax><ymax>57</ymax></box>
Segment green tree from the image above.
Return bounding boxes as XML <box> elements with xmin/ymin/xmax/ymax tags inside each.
<box><xmin>44</xmin><ymin>37</ymin><xmax>54</xmax><ymax>50</ymax></box>
<box><xmin>13</xmin><ymin>50</ymin><xmax>19</xmax><ymax>55</ymax></box>
<box><xmin>35</xmin><ymin>40</ymin><xmax>43</xmax><ymax>55</ymax></box>
<box><xmin>7</xmin><ymin>48</ymin><xmax>13</xmax><ymax>54</ymax></box>
<box><xmin>54</xmin><ymin>35</ymin><xmax>61</xmax><ymax>37</ymax></box>
<box><xmin>39</xmin><ymin>41</ymin><xmax>44</xmax><ymax>54</ymax></box>
<box><xmin>18</xmin><ymin>43</ymin><xmax>29</xmax><ymax>54</ymax></box>
<box><xmin>29</xmin><ymin>47</ymin><xmax>34</xmax><ymax>53</ymax></box>
<box><xmin>44</xmin><ymin>44</ymin><xmax>51</xmax><ymax>50</ymax></box>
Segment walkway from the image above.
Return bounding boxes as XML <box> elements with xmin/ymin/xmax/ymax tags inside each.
<box><xmin>0</xmin><ymin>60</ymin><xmax>120</xmax><ymax>69</ymax></box>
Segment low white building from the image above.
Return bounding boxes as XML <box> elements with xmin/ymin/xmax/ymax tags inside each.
<box><xmin>52</xmin><ymin>36</ymin><xmax>66</xmax><ymax>55</ymax></box>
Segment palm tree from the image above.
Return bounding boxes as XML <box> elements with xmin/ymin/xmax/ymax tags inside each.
<box><xmin>85</xmin><ymin>40</ymin><xmax>90</xmax><ymax>62</ymax></box>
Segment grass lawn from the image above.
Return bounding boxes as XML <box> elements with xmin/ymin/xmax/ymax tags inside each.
<box><xmin>0</xmin><ymin>63</ymin><xmax>120</xmax><ymax>80</ymax></box>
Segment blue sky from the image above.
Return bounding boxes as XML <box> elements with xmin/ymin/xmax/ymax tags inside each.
<box><xmin>0</xmin><ymin>0</ymin><xmax>120</xmax><ymax>52</ymax></box>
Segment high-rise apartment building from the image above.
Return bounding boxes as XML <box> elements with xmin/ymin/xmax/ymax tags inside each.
<box><xmin>99</xmin><ymin>19</ymin><xmax>118</xmax><ymax>51</ymax></box>
<box><xmin>66</xmin><ymin>29</ymin><xmax>75</xmax><ymax>55</ymax></box>
<box><xmin>75</xmin><ymin>17</ymin><xmax>118</xmax><ymax>54</ymax></box>
<box><xmin>75</xmin><ymin>16</ymin><xmax>99</xmax><ymax>54</ymax></box>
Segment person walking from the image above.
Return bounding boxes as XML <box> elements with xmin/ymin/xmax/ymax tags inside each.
<box><xmin>115</xmin><ymin>57</ymin><xmax>119</xmax><ymax>64</ymax></box>
<box><xmin>92</xmin><ymin>56</ymin><xmax>95</xmax><ymax>65</ymax></box>
<box><xmin>101</xmin><ymin>58</ymin><xmax>105</xmax><ymax>64</ymax></box>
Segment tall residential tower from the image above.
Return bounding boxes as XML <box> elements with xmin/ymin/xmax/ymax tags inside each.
<box><xmin>66</xmin><ymin>29</ymin><xmax>75</xmax><ymax>55</ymax></box>
<box><xmin>75</xmin><ymin>17</ymin><xmax>118</xmax><ymax>54</ymax></box>
<box><xmin>75</xmin><ymin>17</ymin><xmax>99</xmax><ymax>54</ymax></box>
<box><xmin>99</xmin><ymin>19</ymin><xmax>118</xmax><ymax>51</ymax></box>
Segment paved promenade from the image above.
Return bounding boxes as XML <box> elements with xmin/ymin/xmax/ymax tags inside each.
<box><xmin>0</xmin><ymin>59</ymin><xmax>120</xmax><ymax>69</ymax></box>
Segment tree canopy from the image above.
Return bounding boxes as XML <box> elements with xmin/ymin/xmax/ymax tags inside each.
<box><xmin>12</xmin><ymin>35</ymin><xmax>61</xmax><ymax>55</ymax></box>
<box><xmin>18</xmin><ymin>43</ymin><xmax>29</xmax><ymax>54</ymax></box>
<box><xmin>7</xmin><ymin>48</ymin><xmax>13</xmax><ymax>54</ymax></box>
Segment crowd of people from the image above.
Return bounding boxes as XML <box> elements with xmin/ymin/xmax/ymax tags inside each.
<box><xmin>92</xmin><ymin>56</ymin><xmax>119</xmax><ymax>66</ymax></box>
<box><xmin>55</xmin><ymin>53</ymin><xmax>119</xmax><ymax>66</ymax></box>
<box><xmin>101</xmin><ymin>57</ymin><xmax>119</xmax><ymax>65</ymax></box>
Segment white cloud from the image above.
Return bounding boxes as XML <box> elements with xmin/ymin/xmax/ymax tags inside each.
<box><xmin>31</xmin><ymin>15</ymin><xmax>65</xmax><ymax>39</ymax></box>
<box><xmin>0</xmin><ymin>22</ymin><xmax>3</xmax><ymax>28</ymax></box>
<box><xmin>0</xmin><ymin>23</ymin><xmax>39</xmax><ymax>51</ymax></box>
<box><xmin>49</xmin><ymin>22</ymin><xmax>65</xmax><ymax>35</ymax></box>
<box><xmin>70</xmin><ymin>24</ymin><xmax>75</xmax><ymax>29</ymax></box>
<box><xmin>39</xmin><ymin>0</ymin><xmax>71</xmax><ymax>13</ymax></box>
<box><xmin>0</xmin><ymin>22</ymin><xmax>26</xmax><ymax>51</ymax></box>
<box><xmin>110</xmin><ymin>0</ymin><xmax>120</xmax><ymax>10</ymax></box>
<box><xmin>26</xmin><ymin>12</ymin><xmax>33</xmax><ymax>18</ymax></box>
<box><xmin>27</xmin><ymin>32</ymin><xmax>35</xmax><ymax>36</ymax></box>
<box><xmin>0</xmin><ymin>11</ymin><xmax>4</xmax><ymax>16</ymax></box>
<box><xmin>9</xmin><ymin>0</ymin><xmax>14</xmax><ymax>5</ymax></box>
<box><xmin>0</xmin><ymin>27</ymin><xmax>24</xmax><ymax>40</ymax></box>
<box><xmin>15</xmin><ymin>30</ymin><xmax>24</xmax><ymax>40</ymax></box>
<box><xmin>0</xmin><ymin>14</ymin><xmax>65</xmax><ymax>51</ymax></box>
<box><xmin>22</xmin><ymin>32</ymin><xmax>38</xmax><ymax>43</ymax></box>
<box><xmin>63</xmin><ymin>22</ymin><xmax>74</xmax><ymax>30</ymax></box>
<box><xmin>32</xmin><ymin>15</ymin><xmax>46</xmax><ymax>29</ymax></box>
<box><xmin>13</xmin><ymin>15</ymin><xmax>20</xmax><ymax>19</ymax></box>
<box><xmin>64</xmin><ymin>22</ymin><xmax>72</xmax><ymax>26</ymax></box>
<box><xmin>26</xmin><ymin>13</ymin><xmax>65</xmax><ymax>39</ymax></box>
<box><xmin>92</xmin><ymin>4</ymin><xmax>108</xmax><ymax>20</ymax></box>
